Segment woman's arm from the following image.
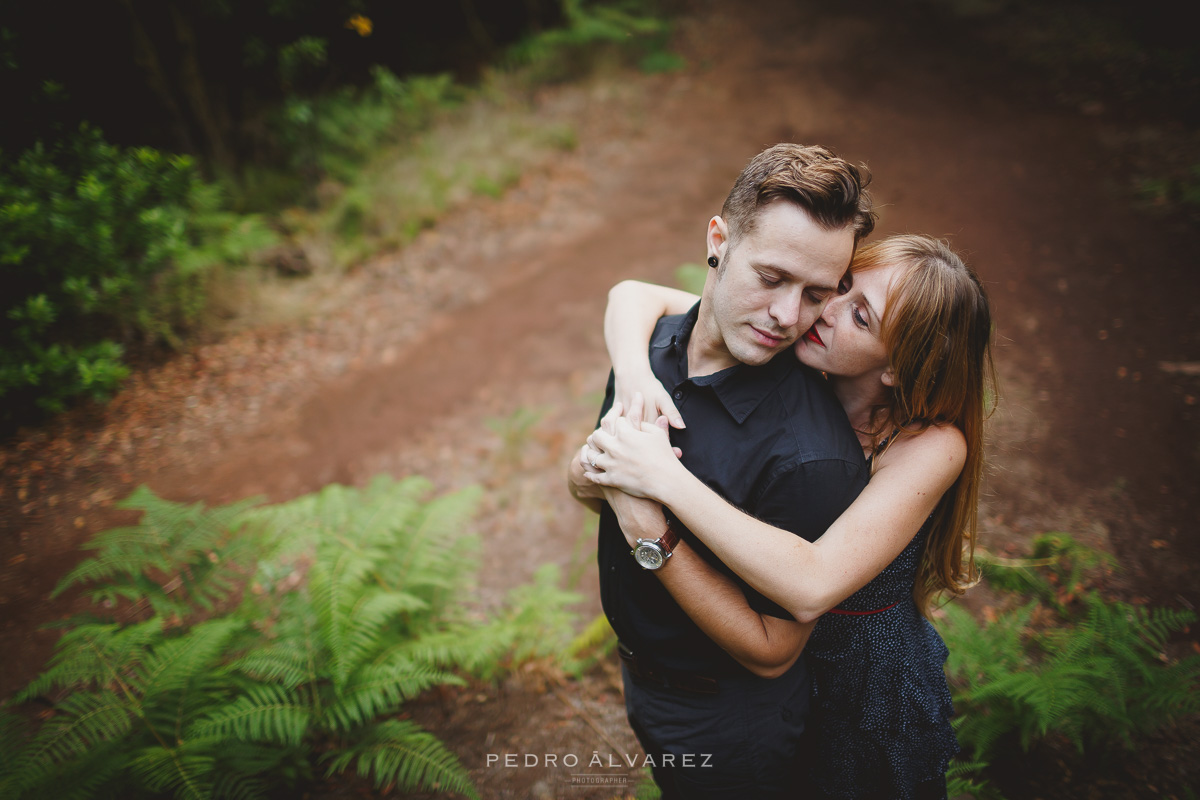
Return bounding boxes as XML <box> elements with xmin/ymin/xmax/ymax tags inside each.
<box><xmin>587</xmin><ymin>417</ymin><xmax>967</xmax><ymax>622</ymax></box>
<box><xmin>601</xmin><ymin>487</ymin><xmax>811</xmax><ymax>678</ymax></box>
<box><xmin>605</xmin><ymin>280</ymin><xmax>699</xmax><ymax>429</ymax></box>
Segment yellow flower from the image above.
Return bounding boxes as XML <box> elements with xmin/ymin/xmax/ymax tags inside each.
<box><xmin>345</xmin><ymin>14</ymin><xmax>372</xmax><ymax>37</ymax></box>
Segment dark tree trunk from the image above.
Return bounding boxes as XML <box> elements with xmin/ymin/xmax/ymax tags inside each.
<box><xmin>167</xmin><ymin>1</ymin><xmax>235</xmax><ymax>172</ymax></box>
<box><xmin>119</xmin><ymin>0</ymin><xmax>198</xmax><ymax>156</ymax></box>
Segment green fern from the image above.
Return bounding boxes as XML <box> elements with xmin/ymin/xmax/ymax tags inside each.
<box><xmin>188</xmin><ymin>684</ymin><xmax>311</xmax><ymax>746</ymax></box>
<box><xmin>945</xmin><ymin>758</ymin><xmax>1005</xmax><ymax>799</ymax></box>
<box><xmin>977</xmin><ymin>532</ymin><xmax>1116</xmax><ymax>613</ymax></box>
<box><xmin>941</xmin><ymin>533</ymin><xmax>1200</xmax><ymax>770</ymax></box>
<box><xmin>323</xmin><ymin>719</ymin><xmax>480</xmax><ymax>798</ymax></box>
<box><xmin>52</xmin><ymin>486</ymin><xmax>261</xmax><ymax>618</ymax></box>
<box><xmin>320</xmin><ymin>661</ymin><xmax>462</xmax><ymax>734</ymax></box>
<box><xmin>5</xmin><ymin>477</ymin><xmax>579</xmax><ymax>798</ymax></box>
<box><xmin>561</xmin><ymin>612</ymin><xmax>618</xmax><ymax>678</ymax></box>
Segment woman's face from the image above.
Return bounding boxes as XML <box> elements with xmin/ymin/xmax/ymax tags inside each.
<box><xmin>793</xmin><ymin>262</ymin><xmax>902</xmax><ymax>384</ymax></box>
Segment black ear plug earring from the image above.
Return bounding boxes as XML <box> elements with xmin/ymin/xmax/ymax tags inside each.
<box><xmin>708</xmin><ymin>256</ymin><xmax>719</xmax><ymax>269</ymax></box>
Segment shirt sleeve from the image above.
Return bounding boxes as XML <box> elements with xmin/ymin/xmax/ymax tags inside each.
<box><xmin>739</xmin><ymin>457</ymin><xmax>868</xmax><ymax>619</ymax></box>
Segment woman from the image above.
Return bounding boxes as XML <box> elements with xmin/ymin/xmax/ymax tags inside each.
<box><xmin>578</xmin><ymin>234</ymin><xmax>995</xmax><ymax>799</ymax></box>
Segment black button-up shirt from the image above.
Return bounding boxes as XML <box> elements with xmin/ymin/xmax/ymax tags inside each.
<box><xmin>597</xmin><ymin>303</ymin><xmax>868</xmax><ymax>675</ymax></box>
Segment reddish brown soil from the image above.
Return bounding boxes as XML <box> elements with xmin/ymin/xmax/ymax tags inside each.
<box><xmin>3</xmin><ymin>1</ymin><xmax>1198</xmax><ymax>798</ymax></box>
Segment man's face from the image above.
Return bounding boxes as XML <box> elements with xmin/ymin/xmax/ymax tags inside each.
<box><xmin>702</xmin><ymin>202</ymin><xmax>856</xmax><ymax>370</ymax></box>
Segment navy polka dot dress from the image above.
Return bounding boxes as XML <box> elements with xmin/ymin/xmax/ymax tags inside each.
<box><xmin>804</xmin><ymin>519</ymin><xmax>960</xmax><ymax>799</ymax></box>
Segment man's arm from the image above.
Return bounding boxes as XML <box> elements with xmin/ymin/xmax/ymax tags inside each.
<box><xmin>566</xmin><ymin>446</ymin><xmax>604</xmax><ymax>515</ymax></box>
<box><xmin>604</xmin><ymin>488</ymin><xmax>812</xmax><ymax>678</ymax></box>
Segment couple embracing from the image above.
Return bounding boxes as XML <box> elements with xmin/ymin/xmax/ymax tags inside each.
<box><xmin>568</xmin><ymin>143</ymin><xmax>994</xmax><ymax>800</ymax></box>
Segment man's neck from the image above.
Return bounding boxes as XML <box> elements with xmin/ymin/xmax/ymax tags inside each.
<box><xmin>686</xmin><ymin>311</ymin><xmax>739</xmax><ymax>379</ymax></box>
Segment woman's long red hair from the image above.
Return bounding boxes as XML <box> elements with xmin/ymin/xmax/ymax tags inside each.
<box><xmin>855</xmin><ymin>235</ymin><xmax>997</xmax><ymax>614</ymax></box>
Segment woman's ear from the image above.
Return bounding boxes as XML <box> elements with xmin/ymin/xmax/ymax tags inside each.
<box><xmin>881</xmin><ymin>367</ymin><xmax>896</xmax><ymax>388</ymax></box>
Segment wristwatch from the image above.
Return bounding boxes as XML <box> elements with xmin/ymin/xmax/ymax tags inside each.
<box><xmin>631</xmin><ymin>520</ymin><xmax>680</xmax><ymax>570</ymax></box>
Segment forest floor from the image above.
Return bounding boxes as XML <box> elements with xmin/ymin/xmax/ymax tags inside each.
<box><xmin>2</xmin><ymin>1</ymin><xmax>1199</xmax><ymax>798</ymax></box>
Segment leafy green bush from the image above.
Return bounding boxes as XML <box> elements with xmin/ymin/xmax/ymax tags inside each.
<box><xmin>259</xmin><ymin>67</ymin><xmax>467</xmax><ymax>201</ymax></box>
<box><xmin>938</xmin><ymin>534</ymin><xmax>1200</xmax><ymax>795</ymax></box>
<box><xmin>0</xmin><ymin>126</ymin><xmax>275</xmax><ymax>426</ymax></box>
<box><xmin>505</xmin><ymin>0</ymin><xmax>676</xmax><ymax>84</ymax></box>
<box><xmin>0</xmin><ymin>476</ymin><xmax>582</xmax><ymax>799</ymax></box>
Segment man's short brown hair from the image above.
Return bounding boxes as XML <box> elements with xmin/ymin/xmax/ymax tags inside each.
<box><xmin>721</xmin><ymin>143</ymin><xmax>875</xmax><ymax>247</ymax></box>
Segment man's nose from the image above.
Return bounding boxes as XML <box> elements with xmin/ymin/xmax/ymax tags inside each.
<box><xmin>770</xmin><ymin>291</ymin><xmax>803</xmax><ymax>330</ymax></box>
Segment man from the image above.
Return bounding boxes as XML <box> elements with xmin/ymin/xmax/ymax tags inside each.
<box><xmin>568</xmin><ymin>144</ymin><xmax>875</xmax><ymax>799</ymax></box>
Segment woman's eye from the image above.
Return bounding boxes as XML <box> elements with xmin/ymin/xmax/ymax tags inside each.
<box><xmin>852</xmin><ymin>306</ymin><xmax>869</xmax><ymax>329</ymax></box>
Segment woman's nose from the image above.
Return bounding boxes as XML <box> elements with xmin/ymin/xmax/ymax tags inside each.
<box><xmin>818</xmin><ymin>295</ymin><xmax>844</xmax><ymax>324</ymax></box>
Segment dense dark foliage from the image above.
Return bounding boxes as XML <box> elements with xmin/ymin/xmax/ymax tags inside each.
<box><xmin>0</xmin><ymin>126</ymin><xmax>275</xmax><ymax>429</ymax></box>
<box><xmin>0</xmin><ymin>0</ymin><xmax>566</xmax><ymax>168</ymax></box>
<box><xmin>0</xmin><ymin>0</ymin><xmax>672</xmax><ymax>429</ymax></box>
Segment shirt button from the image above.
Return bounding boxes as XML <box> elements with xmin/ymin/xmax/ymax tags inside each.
<box><xmin>673</xmin><ymin>390</ymin><xmax>684</xmax><ymax>400</ymax></box>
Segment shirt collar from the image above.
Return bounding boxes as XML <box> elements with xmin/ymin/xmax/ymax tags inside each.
<box><xmin>653</xmin><ymin>302</ymin><xmax>800</xmax><ymax>425</ymax></box>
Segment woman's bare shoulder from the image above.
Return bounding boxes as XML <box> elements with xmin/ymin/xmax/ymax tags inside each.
<box><xmin>876</xmin><ymin>424</ymin><xmax>966</xmax><ymax>484</ymax></box>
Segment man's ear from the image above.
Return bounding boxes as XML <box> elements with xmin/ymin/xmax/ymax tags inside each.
<box><xmin>706</xmin><ymin>216</ymin><xmax>729</xmax><ymax>266</ymax></box>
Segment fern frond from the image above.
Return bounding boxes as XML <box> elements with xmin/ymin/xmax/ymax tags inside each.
<box><xmin>231</xmin><ymin>642</ymin><xmax>314</xmax><ymax>689</ymax></box>
<box><xmin>3</xmin><ymin>737</ymin><xmax>130</xmax><ymax>800</ymax></box>
<box><xmin>14</xmin><ymin>689</ymin><xmax>135</xmax><ymax>777</ymax></box>
<box><xmin>500</xmin><ymin>563</ymin><xmax>583</xmax><ymax>663</ymax></box>
<box><xmin>383</xmin><ymin>626</ymin><xmax>508</xmax><ymax>673</ymax></box>
<box><xmin>561</xmin><ymin>613</ymin><xmax>617</xmax><ymax>677</ymax></box>
<box><xmin>54</xmin><ymin>487</ymin><xmax>259</xmax><ymax>616</ymax></box>
<box><xmin>128</xmin><ymin>742</ymin><xmax>215</xmax><ymax>800</ymax></box>
<box><xmin>321</xmin><ymin>661</ymin><xmax>462</xmax><ymax>733</ymax></box>
<box><xmin>188</xmin><ymin>684</ymin><xmax>311</xmax><ymax>746</ymax></box>
<box><xmin>323</xmin><ymin>719</ymin><xmax>479</xmax><ymax>799</ymax></box>
<box><xmin>566</xmin><ymin>613</ymin><xmax>617</xmax><ymax>659</ymax></box>
<box><xmin>244</xmin><ymin>476</ymin><xmax>432</xmax><ymax>560</ymax></box>
<box><xmin>352</xmin><ymin>475</ymin><xmax>437</xmax><ymax>550</ymax></box>
<box><xmin>339</xmin><ymin>589</ymin><xmax>430</xmax><ymax>677</ymax></box>
<box><xmin>939</xmin><ymin>601</ymin><xmax>1033</xmax><ymax>685</ymax></box>
<box><xmin>139</xmin><ymin>618</ymin><xmax>246</xmax><ymax>701</ymax></box>
<box><xmin>17</xmin><ymin>617</ymin><xmax>164</xmax><ymax>703</ymax></box>
<box><xmin>211</xmin><ymin>770</ymin><xmax>271</xmax><ymax>800</ymax></box>
<box><xmin>0</xmin><ymin>709</ymin><xmax>27</xmax><ymax>793</ymax></box>
<box><xmin>945</xmin><ymin>757</ymin><xmax>1005</xmax><ymax>800</ymax></box>
<box><xmin>389</xmin><ymin>485</ymin><xmax>482</xmax><ymax>599</ymax></box>
<box><xmin>308</xmin><ymin>550</ymin><xmax>379</xmax><ymax>691</ymax></box>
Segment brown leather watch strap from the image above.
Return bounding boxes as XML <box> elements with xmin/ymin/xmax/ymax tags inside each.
<box><xmin>659</xmin><ymin>520</ymin><xmax>679</xmax><ymax>553</ymax></box>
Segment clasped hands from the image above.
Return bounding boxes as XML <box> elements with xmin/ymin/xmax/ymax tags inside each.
<box><xmin>576</xmin><ymin>393</ymin><xmax>685</xmax><ymax>548</ymax></box>
<box><xmin>580</xmin><ymin>392</ymin><xmax>683</xmax><ymax>496</ymax></box>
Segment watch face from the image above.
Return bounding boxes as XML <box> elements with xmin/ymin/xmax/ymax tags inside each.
<box><xmin>634</xmin><ymin>544</ymin><xmax>665</xmax><ymax>570</ymax></box>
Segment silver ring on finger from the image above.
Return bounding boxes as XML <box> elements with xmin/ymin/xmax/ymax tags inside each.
<box><xmin>587</xmin><ymin>451</ymin><xmax>597</xmax><ymax>468</ymax></box>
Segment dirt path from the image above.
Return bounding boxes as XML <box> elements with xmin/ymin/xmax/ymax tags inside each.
<box><xmin>2</xmin><ymin>1</ymin><xmax>1198</xmax><ymax>796</ymax></box>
